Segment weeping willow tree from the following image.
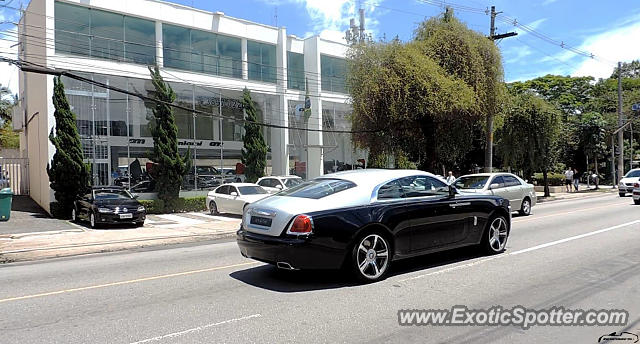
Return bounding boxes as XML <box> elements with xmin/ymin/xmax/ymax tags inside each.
<box><xmin>347</xmin><ymin>9</ymin><xmax>505</xmax><ymax>172</ymax></box>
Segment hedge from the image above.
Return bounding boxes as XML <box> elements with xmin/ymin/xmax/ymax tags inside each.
<box><xmin>139</xmin><ymin>196</ymin><xmax>207</xmax><ymax>214</ymax></box>
<box><xmin>532</xmin><ymin>173</ymin><xmax>565</xmax><ymax>186</ymax></box>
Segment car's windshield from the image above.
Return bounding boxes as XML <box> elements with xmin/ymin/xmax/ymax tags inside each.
<box><xmin>196</xmin><ymin>166</ymin><xmax>219</xmax><ymax>175</ymax></box>
<box><xmin>625</xmin><ymin>170</ymin><xmax>640</xmax><ymax>178</ymax></box>
<box><xmin>94</xmin><ymin>189</ymin><xmax>133</xmax><ymax>200</ymax></box>
<box><xmin>238</xmin><ymin>186</ymin><xmax>268</xmax><ymax>195</ymax></box>
<box><xmin>278</xmin><ymin>178</ymin><xmax>356</xmax><ymax>199</ymax></box>
<box><xmin>283</xmin><ymin>178</ymin><xmax>302</xmax><ymax>188</ymax></box>
<box><xmin>454</xmin><ymin>176</ymin><xmax>489</xmax><ymax>189</ymax></box>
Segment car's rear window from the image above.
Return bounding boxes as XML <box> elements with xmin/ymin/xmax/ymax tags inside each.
<box><xmin>277</xmin><ymin>178</ymin><xmax>356</xmax><ymax>199</ymax></box>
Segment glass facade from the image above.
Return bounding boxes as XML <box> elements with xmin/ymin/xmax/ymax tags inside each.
<box><xmin>322</xmin><ymin>101</ymin><xmax>366</xmax><ymax>174</ymax></box>
<box><xmin>54</xmin><ymin>1</ymin><xmax>155</xmax><ymax>64</ymax></box>
<box><xmin>321</xmin><ymin>55</ymin><xmax>347</xmax><ymax>93</ymax></box>
<box><xmin>247</xmin><ymin>40</ymin><xmax>277</xmax><ymax>83</ymax></box>
<box><xmin>287</xmin><ymin>52</ymin><xmax>305</xmax><ymax>90</ymax></box>
<box><xmin>163</xmin><ymin>24</ymin><xmax>242</xmax><ymax>78</ymax></box>
<box><xmin>61</xmin><ymin>72</ymin><xmax>274</xmax><ymax>187</ymax></box>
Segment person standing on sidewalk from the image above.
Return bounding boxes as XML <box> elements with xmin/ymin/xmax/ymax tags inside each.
<box><xmin>564</xmin><ymin>167</ymin><xmax>574</xmax><ymax>192</ymax></box>
<box><xmin>446</xmin><ymin>171</ymin><xmax>456</xmax><ymax>184</ymax></box>
<box><xmin>573</xmin><ymin>168</ymin><xmax>579</xmax><ymax>192</ymax></box>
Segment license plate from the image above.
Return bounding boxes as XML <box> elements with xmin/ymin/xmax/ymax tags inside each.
<box><xmin>250</xmin><ymin>216</ymin><xmax>272</xmax><ymax>227</ymax></box>
<box><xmin>119</xmin><ymin>213</ymin><xmax>133</xmax><ymax>219</ymax></box>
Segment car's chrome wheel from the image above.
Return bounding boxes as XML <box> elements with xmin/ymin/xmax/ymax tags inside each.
<box><xmin>71</xmin><ymin>208</ymin><xmax>77</xmax><ymax>222</ymax></box>
<box><xmin>484</xmin><ymin>216</ymin><xmax>508</xmax><ymax>253</ymax></box>
<box><xmin>90</xmin><ymin>213</ymin><xmax>96</xmax><ymax>229</ymax></box>
<box><xmin>209</xmin><ymin>201</ymin><xmax>218</xmax><ymax>215</ymax></box>
<box><xmin>519</xmin><ymin>198</ymin><xmax>531</xmax><ymax>216</ymax></box>
<box><xmin>354</xmin><ymin>233</ymin><xmax>390</xmax><ymax>281</ymax></box>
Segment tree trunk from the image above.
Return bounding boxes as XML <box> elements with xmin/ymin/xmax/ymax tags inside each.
<box><xmin>594</xmin><ymin>154</ymin><xmax>599</xmax><ymax>190</ymax></box>
<box><xmin>543</xmin><ymin>170</ymin><xmax>550</xmax><ymax>197</ymax></box>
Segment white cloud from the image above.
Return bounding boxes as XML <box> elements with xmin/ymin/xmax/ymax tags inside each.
<box><xmin>505</xmin><ymin>46</ymin><xmax>532</xmax><ymax>64</ymax></box>
<box><xmin>541</xmin><ymin>0</ymin><xmax>558</xmax><ymax>6</ymax></box>
<box><xmin>514</xmin><ymin>18</ymin><xmax>547</xmax><ymax>37</ymax></box>
<box><xmin>0</xmin><ymin>28</ymin><xmax>19</xmax><ymax>95</ymax></box>
<box><xmin>571</xmin><ymin>20</ymin><xmax>640</xmax><ymax>79</ymax></box>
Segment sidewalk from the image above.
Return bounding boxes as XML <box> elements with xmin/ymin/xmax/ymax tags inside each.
<box><xmin>0</xmin><ymin>212</ymin><xmax>241</xmax><ymax>263</ymax></box>
<box><xmin>535</xmin><ymin>184</ymin><xmax>616</xmax><ymax>203</ymax></box>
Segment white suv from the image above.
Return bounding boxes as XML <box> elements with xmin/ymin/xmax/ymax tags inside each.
<box><xmin>256</xmin><ymin>176</ymin><xmax>303</xmax><ymax>194</ymax></box>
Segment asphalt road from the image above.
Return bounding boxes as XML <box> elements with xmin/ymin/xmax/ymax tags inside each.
<box><xmin>2</xmin><ymin>192</ymin><xmax>640</xmax><ymax>344</ymax></box>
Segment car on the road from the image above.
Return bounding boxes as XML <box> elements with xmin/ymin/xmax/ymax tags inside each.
<box><xmin>618</xmin><ymin>169</ymin><xmax>640</xmax><ymax>197</ymax></box>
<box><xmin>72</xmin><ymin>186</ymin><xmax>146</xmax><ymax>228</ymax></box>
<box><xmin>207</xmin><ymin>183</ymin><xmax>271</xmax><ymax>215</ymax></box>
<box><xmin>454</xmin><ymin>173</ymin><xmax>536</xmax><ymax>216</ymax></box>
<box><xmin>256</xmin><ymin>175</ymin><xmax>303</xmax><ymax>193</ymax></box>
<box><xmin>237</xmin><ymin>169</ymin><xmax>511</xmax><ymax>282</ymax></box>
<box><xmin>222</xmin><ymin>168</ymin><xmax>245</xmax><ymax>183</ymax></box>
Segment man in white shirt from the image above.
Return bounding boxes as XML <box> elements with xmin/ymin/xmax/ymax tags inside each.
<box><xmin>564</xmin><ymin>167</ymin><xmax>574</xmax><ymax>192</ymax></box>
<box><xmin>446</xmin><ymin>171</ymin><xmax>456</xmax><ymax>184</ymax></box>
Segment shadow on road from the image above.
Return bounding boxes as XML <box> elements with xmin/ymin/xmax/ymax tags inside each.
<box><xmin>230</xmin><ymin>246</ymin><xmax>486</xmax><ymax>293</ymax></box>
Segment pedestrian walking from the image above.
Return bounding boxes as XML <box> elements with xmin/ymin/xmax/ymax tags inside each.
<box><xmin>573</xmin><ymin>168</ymin><xmax>579</xmax><ymax>192</ymax></box>
<box><xmin>446</xmin><ymin>171</ymin><xmax>456</xmax><ymax>184</ymax></box>
<box><xmin>564</xmin><ymin>167</ymin><xmax>574</xmax><ymax>193</ymax></box>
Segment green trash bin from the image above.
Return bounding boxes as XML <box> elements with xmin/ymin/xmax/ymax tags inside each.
<box><xmin>0</xmin><ymin>188</ymin><xmax>13</xmax><ymax>221</ymax></box>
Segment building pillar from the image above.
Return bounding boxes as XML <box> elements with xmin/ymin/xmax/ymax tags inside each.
<box><xmin>304</xmin><ymin>36</ymin><xmax>323</xmax><ymax>179</ymax></box>
<box><xmin>155</xmin><ymin>21</ymin><xmax>163</xmax><ymax>67</ymax></box>
<box><xmin>241</xmin><ymin>38</ymin><xmax>248</xmax><ymax>80</ymax></box>
<box><xmin>271</xmin><ymin>27</ymin><xmax>289</xmax><ymax>176</ymax></box>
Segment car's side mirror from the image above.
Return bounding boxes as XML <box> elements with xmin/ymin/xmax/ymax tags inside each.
<box><xmin>230</xmin><ymin>192</ymin><xmax>238</xmax><ymax>197</ymax></box>
<box><xmin>275</xmin><ymin>184</ymin><xmax>283</xmax><ymax>190</ymax></box>
<box><xmin>489</xmin><ymin>183</ymin><xmax>500</xmax><ymax>190</ymax></box>
<box><xmin>448</xmin><ymin>184</ymin><xmax>456</xmax><ymax>198</ymax></box>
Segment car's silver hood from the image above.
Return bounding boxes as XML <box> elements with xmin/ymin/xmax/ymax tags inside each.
<box><xmin>620</xmin><ymin>177</ymin><xmax>639</xmax><ymax>185</ymax></box>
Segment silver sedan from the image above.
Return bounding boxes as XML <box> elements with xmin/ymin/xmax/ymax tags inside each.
<box><xmin>454</xmin><ymin>173</ymin><xmax>536</xmax><ymax>216</ymax></box>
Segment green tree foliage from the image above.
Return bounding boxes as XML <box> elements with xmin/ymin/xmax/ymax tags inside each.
<box><xmin>148</xmin><ymin>66</ymin><xmax>191</xmax><ymax>203</ymax></box>
<box><xmin>0</xmin><ymin>86</ymin><xmax>19</xmax><ymax>149</ymax></box>
<box><xmin>47</xmin><ymin>77</ymin><xmax>91</xmax><ymax>218</ymax></box>
<box><xmin>496</xmin><ymin>92</ymin><xmax>561</xmax><ymax>196</ymax></box>
<box><xmin>240</xmin><ymin>88</ymin><xmax>267</xmax><ymax>183</ymax></box>
<box><xmin>611</xmin><ymin>60</ymin><xmax>640</xmax><ymax>79</ymax></box>
<box><xmin>0</xmin><ymin>120</ymin><xmax>19</xmax><ymax>148</ymax></box>
<box><xmin>347</xmin><ymin>18</ymin><xmax>485</xmax><ymax>172</ymax></box>
<box><xmin>577</xmin><ymin>112</ymin><xmax>608</xmax><ymax>182</ymax></box>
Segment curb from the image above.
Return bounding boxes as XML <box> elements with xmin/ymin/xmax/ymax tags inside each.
<box><xmin>536</xmin><ymin>190</ymin><xmax>616</xmax><ymax>204</ymax></box>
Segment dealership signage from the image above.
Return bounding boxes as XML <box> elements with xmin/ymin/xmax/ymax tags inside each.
<box><xmin>128</xmin><ymin>138</ymin><xmax>224</xmax><ymax>147</ymax></box>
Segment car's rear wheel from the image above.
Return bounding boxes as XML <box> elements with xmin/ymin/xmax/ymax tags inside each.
<box><xmin>209</xmin><ymin>201</ymin><xmax>218</xmax><ymax>215</ymax></box>
<box><xmin>89</xmin><ymin>212</ymin><xmax>97</xmax><ymax>229</ymax></box>
<box><xmin>519</xmin><ymin>198</ymin><xmax>531</xmax><ymax>216</ymax></box>
<box><xmin>482</xmin><ymin>216</ymin><xmax>509</xmax><ymax>254</ymax></box>
<box><xmin>351</xmin><ymin>232</ymin><xmax>391</xmax><ymax>283</ymax></box>
<box><xmin>634</xmin><ymin>199</ymin><xmax>640</xmax><ymax>205</ymax></box>
<box><xmin>71</xmin><ymin>207</ymin><xmax>77</xmax><ymax>223</ymax></box>
<box><xmin>619</xmin><ymin>192</ymin><xmax>626</xmax><ymax>197</ymax></box>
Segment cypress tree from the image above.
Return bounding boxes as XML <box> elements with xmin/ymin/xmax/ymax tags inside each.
<box><xmin>241</xmin><ymin>88</ymin><xmax>267</xmax><ymax>183</ymax></box>
<box><xmin>47</xmin><ymin>76</ymin><xmax>91</xmax><ymax>218</ymax></box>
<box><xmin>148</xmin><ymin>66</ymin><xmax>190</xmax><ymax>204</ymax></box>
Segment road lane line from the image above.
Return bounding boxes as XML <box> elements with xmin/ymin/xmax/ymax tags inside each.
<box><xmin>0</xmin><ymin>261</ymin><xmax>258</xmax><ymax>304</ymax></box>
<box><xmin>512</xmin><ymin>202</ymin><xmax>629</xmax><ymax>223</ymax></box>
<box><xmin>397</xmin><ymin>219</ymin><xmax>640</xmax><ymax>283</ymax></box>
<box><xmin>129</xmin><ymin>314</ymin><xmax>262</xmax><ymax>344</ymax></box>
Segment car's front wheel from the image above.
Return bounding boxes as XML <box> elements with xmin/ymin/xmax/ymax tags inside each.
<box><xmin>89</xmin><ymin>212</ymin><xmax>97</xmax><ymax>229</ymax></box>
<box><xmin>519</xmin><ymin>198</ymin><xmax>531</xmax><ymax>216</ymax></box>
<box><xmin>71</xmin><ymin>207</ymin><xmax>77</xmax><ymax>223</ymax></box>
<box><xmin>209</xmin><ymin>201</ymin><xmax>218</xmax><ymax>215</ymax></box>
<box><xmin>482</xmin><ymin>216</ymin><xmax>509</xmax><ymax>254</ymax></box>
<box><xmin>351</xmin><ymin>232</ymin><xmax>391</xmax><ymax>283</ymax></box>
<box><xmin>620</xmin><ymin>192</ymin><xmax>626</xmax><ymax>197</ymax></box>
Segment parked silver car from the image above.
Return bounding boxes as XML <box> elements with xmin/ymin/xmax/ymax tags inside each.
<box><xmin>454</xmin><ymin>173</ymin><xmax>536</xmax><ymax>216</ymax></box>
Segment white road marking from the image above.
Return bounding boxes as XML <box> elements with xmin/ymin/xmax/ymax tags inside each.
<box><xmin>156</xmin><ymin>214</ymin><xmax>206</xmax><ymax>226</ymax></box>
<box><xmin>397</xmin><ymin>219</ymin><xmax>640</xmax><ymax>283</ymax></box>
<box><xmin>129</xmin><ymin>314</ymin><xmax>262</xmax><ymax>344</ymax></box>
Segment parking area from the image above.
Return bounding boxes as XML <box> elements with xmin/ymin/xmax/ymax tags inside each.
<box><xmin>0</xmin><ymin>196</ymin><xmax>79</xmax><ymax>235</ymax></box>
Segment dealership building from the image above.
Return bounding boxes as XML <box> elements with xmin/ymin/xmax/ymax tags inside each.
<box><xmin>15</xmin><ymin>0</ymin><xmax>364</xmax><ymax>212</ymax></box>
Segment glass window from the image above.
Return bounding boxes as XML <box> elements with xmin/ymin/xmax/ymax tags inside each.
<box><xmin>124</xmin><ymin>16</ymin><xmax>156</xmax><ymax>64</ymax></box>
<box><xmin>287</xmin><ymin>52</ymin><xmax>305</xmax><ymax>90</ymax></box>
<box><xmin>215</xmin><ymin>185</ymin><xmax>229</xmax><ymax>194</ymax></box>
<box><xmin>454</xmin><ymin>176</ymin><xmax>489</xmax><ymax>189</ymax></box>
<box><xmin>94</xmin><ymin>189</ymin><xmax>134</xmax><ymax>200</ymax></box>
<box><xmin>90</xmin><ymin>9</ymin><xmax>124</xmax><ymax>60</ymax></box>
<box><xmin>321</xmin><ymin>55</ymin><xmax>347</xmax><ymax>93</ymax></box>
<box><xmin>247</xmin><ymin>40</ymin><xmax>276</xmax><ymax>83</ymax></box>
<box><xmin>163</xmin><ymin>24</ymin><xmax>191</xmax><ymax>71</ymax></box>
<box><xmin>217</xmin><ymin>35</ymin><xmax>242</xmax><ymax>78</ymax></box>
<box><xmin>190</xmin><ymin>29</ymin><xmax>218</xmax><ymax>74</ymax></box>
<box><xmin>238</xmin><ymin>186</ymin><xmax>268</xmax><ymax>195</ymax></box>
<box><xmin>55</xmin><ymin>1</ymin><xmax>91</xmax><ymax>56</ymax></box>
<box><xmin>491</xmin><ymin>176</ymin><xmax>505</xmax><ymax>188</ymax></box>
<box><xmin>397</xmin><ymin>176</ymin><xmax>448</xmax><ymax>197</ymax></box>
<box><xmin>503</xmin><ymin>175</ymin><xmax>521</xmax><ymax>187</ymax></box>
<box><xmin>278</xmin><ymin>178</ymin><xmax>356</xmax><ymax>199</ymax></box>
<box><xmin>229</xmin><ymin>186</ymin><xmax>239</xmax><ymax>195</ymax></box>
<box><xmin>625</xmin><ymin>170</ymin><xmax>640</xmax><ymax>178</ymax></box>
<box><xmin>283</xmin><ymin>178</ymin><xmax>302</xmax><ymax>188</ymax></box>
<box><xmin>377</xmin><ymin>180</ymin><xmax>405</xmax><ymax>200</ymax></box>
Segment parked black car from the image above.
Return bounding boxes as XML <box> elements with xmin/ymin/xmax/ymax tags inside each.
<box><xmin>238</xmin><ymin>169</ymin><xmax>511</xmax><ymax>282</ymax></box>
<box><xmin>72</xmin><ymin>186</ymin><xmax>146</xmax><ymax>228</ymax></box>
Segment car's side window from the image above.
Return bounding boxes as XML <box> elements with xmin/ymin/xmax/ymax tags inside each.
<box><xmin>229</xmin><ymin>186</ymin><xmax>239</xmax><ymax>195</ymax></box>
<box><xmin>504</xmin><ymin>176</ymin><xmax>521</xmax><ymax>187</ymax></box>
<box><xmin>257</xmin><ymin>179</ymin><xmax>268</xmax><ymax>187</ymax></box>
<box><xmin>399</xmin><ymin>175</ymin><xmax>448</xmax><ymax>198</ymax></box>
<box><xmin>377</xmin><ymin>180</ymin><xmax>405</xmax><ymax>200</ymax></box>
<box><xmin>491</xmin><ymin>176</ymin><xmax>505</xmax><ymax>188</ymax></box>
<box><xmin>216</xmin><ymin>185</ymin><xmax>229</xmax><ymax>194</ymax></box>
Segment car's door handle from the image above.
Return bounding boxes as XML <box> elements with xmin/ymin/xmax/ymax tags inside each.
<box><xmin>449</xmin><ymin>202</ymin><xmax>471</xmax><ymax>208</ymax></box>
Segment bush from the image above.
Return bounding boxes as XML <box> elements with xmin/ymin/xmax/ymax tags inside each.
<box><xmin>139</xmin><ymin>197</ymin><xmax>206</xmax><ymax>214</ymax></box>
<box><xmin>532</xmin><ymin>173</ymin><xmax>565</xmax><ymax>186</ymax></box>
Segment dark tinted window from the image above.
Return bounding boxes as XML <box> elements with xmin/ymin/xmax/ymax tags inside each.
<box><xmin>454</xmin><ymin>176</ymin><xmax>489</xmax><ymax>189</ymax></box>
<box><xmin>377</xmin><ymin>180</ymin><xmax>405</xmax><ymax>200</ymax></box>
<box><xmin>398</xmin><ymin>175</ymin><xmax>448</xmax><ymax>198</ymax></box>
<box><xmin>258</xmin><ymin>178</ymin><xmax>276</xmax><ymax>187</ymax></box>
<box><xmin>229</xmin><ymin>186</ymin><xmax>239</xmax><ymax>195</ymax></box>
<box><xmin>238</xmin><ymin>186</ymin><xmax>268</xmax><ymax>195</ymax></box>
<box><xmin>491</xmin><ymin>176</ymin><xmax>505</xmax><ymax>188</ymax></box>
<box><xmin>94</xmin><ymin>189</ymin><xmax>133</xmax><ymax>200</ymax></box>
<box><xmin>278</xmin><ymin>178</ymin><xmax>356</xmax><ymax>199</ymax></box>
<box><xmin>625</xmin><ymin>170</ymin><xmax>640</xmax><ymax>178</ymax></box>
<box><xmin>503</xmin><ymin>175</ymin><xmax>521</xmax><ymax>187</ymax></box>
<box><xmin>216</xmin><ymin>185</ymin><xmax>229</xmax><ymax>194</ymax></box>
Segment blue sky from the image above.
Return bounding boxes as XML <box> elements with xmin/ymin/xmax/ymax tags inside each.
<box><xmin>1</xmin><ymin>0</ymin><xmax>639</xmax><ymax>93</ymax></box>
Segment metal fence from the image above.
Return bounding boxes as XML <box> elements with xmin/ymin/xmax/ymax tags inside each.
<box><xmin>0</xmin><ymin>158</ymin><xmax>29</xmax><ymax>195</ymax></box>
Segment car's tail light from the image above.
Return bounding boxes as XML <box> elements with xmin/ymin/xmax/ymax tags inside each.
<box><xmin>634</xmin><ymin>183</ymin><xmax>639</xmax><ymax>188</ymax></box>
<box><xmin>288</xmin><ymin>214</ymin><xmax>313</xmax><ymax>235</ymax></box>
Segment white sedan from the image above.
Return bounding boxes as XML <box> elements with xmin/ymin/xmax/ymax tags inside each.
<box><xmin>256</xmin><ymin>175</ymin><xmax>303</xmax><ymax>194</ymax></box>
<box><xmin>454</xmin><ymin>173</ymin><xmax>536</xmax><ymax>216</ymax></box>
<box><xmin>206</xmin><ymin>183</ymin><xmax>271</xmax><ymax>215</ymax></box>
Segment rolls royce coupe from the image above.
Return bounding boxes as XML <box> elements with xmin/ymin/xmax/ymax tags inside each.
<box><xmin>237</xmin><ymin>169</ymin><xmax>511</xmax><ymax>282</ymax></box>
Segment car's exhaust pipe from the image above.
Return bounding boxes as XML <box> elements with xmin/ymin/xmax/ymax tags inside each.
<box><xmin>276</xmin><ymin>262</ymin><xmax>298</xmax><ymax>270</ymax></box>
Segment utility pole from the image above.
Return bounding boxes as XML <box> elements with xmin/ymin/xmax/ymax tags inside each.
<box><xmin>485</xmin><ymin>6</ymin><xmax>517</xmax><ymax>172</ymax></box>
<box><xmin>618</xmin><ymin>61</ymin><xmax>624</xmax><ymax>183</ymax></box>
